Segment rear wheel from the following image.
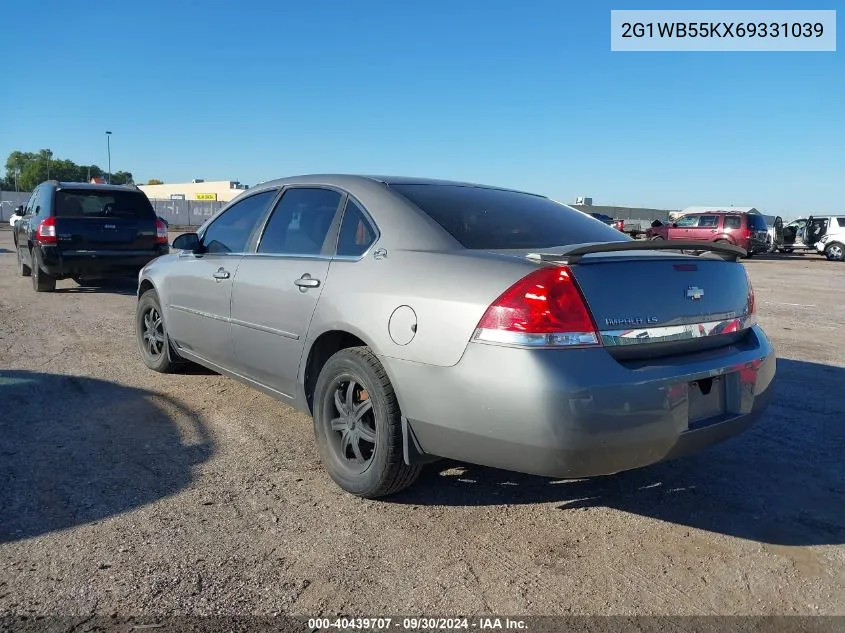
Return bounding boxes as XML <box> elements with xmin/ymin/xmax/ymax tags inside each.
<box><xmin>651</xmin><ymin>235</ymin><xmax>664</xmax><ymax>240</ymax></box>
<box><xmin>313</xmin><ymin>346</ymin><xmax>422</xmax><ymax>498</ymax></box>
<box><xmin>824</xmin><ymin>242</ymin><xmax>844</xmax><ymax>261</ymax></box>
<box><xmin>17</xmin><ymin>246</ymin><xmax>31</xmax><ymax>277</ymax></box>
<box><xmin>136</xmin><ymin>289</ymin><xmax>180</xmax><ymax>373</ymax></box>
<box><xmin>31</xmin><ymin>250</ymin><xmax>55</xmax><ymax>292</ymax></box>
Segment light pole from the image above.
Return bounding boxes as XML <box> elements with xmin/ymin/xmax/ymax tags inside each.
<box><xmin>106</xmin><ymin>130</ymin><xmax>112</xmax><ymax>183</ymax></box>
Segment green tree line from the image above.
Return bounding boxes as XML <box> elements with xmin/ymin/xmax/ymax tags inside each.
<box><xmin>1</xmin><ymin>150</ymin><xmax>134</xmax><ymax>191</ymax></box>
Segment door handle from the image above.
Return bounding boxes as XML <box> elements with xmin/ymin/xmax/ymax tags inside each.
<box><xmin>213</xmin><ymin>268</ymin><xmax>230</xmax><ymax>280</ymax></box>
<box><xmin>294</xmin><ymin>274</ymin><xmax>320</xmax><ymax>290</ymax></box>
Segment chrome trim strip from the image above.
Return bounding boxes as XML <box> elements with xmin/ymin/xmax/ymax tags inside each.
<box><xmin>170</xmin><ymin>305</ymin><xmax>229</xmax><ymax>323</ymax></box>
<box><xmin>229</xmin><ymin>318</ymin><xmax>299</xmax><ymax>340</ymax></box>
<box><xmin>600</xmin><ymin>316</ymin><xmax>756</xmax><ymax>346</ymax></box>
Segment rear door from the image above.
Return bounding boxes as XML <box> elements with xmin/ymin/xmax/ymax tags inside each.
<box><xmin>165</xmin><ymin>189</ymin><xmax>278</xmax><ymax>368</ymax></box>
<box><xmin>52</xmin><ymin>188</ymin><xmax>158</xmax><ymax>252</ymax></box>
<box><xmin>688</xmin><ymin>214</ymin><xmax>720</xmax><ymax>241</ymax></box>
<box><xmin>229</xmin><ymin>187</ymin><xmax>345</xmax><ymax>397</ymax></box>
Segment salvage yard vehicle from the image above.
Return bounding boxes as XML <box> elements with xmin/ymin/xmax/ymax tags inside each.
<box><xmin>814</xmin><ymin>216</ymin><xmax>845</xmax><ymax>261</ymax></box>
<box><xmin>14</xmin><ymin>181</ymin><xmax>170</xmax><ymax>292</ymax></box>
<box><xmin>646</xmin><ymin>211</ymin><xmax>769</xmax><ymax>257</ymax></box>
<box><xmin>135</xmin><ymin>175</ymin><xmax>776</xmax><ymax>498</ymax></box>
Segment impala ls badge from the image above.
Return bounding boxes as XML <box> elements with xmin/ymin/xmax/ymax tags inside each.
<box><xmin>686</xmin><ymin>286</ymin><xmax>704</xmax><ymax>300</ymax></box>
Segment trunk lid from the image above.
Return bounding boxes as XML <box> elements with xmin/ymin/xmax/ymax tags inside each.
<box><xmin>53</xmin><ymin>188</ymin><xmax>158</xmax><ymax>251</ymax></box>
<box><xmin>521</xmin><ymin>244</ymin><xmax>754</xmax><ymax>360</ymax></box>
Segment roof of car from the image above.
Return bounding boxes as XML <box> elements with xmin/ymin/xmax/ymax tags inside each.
<box><xmin>52</xmin><ymin>181</ymin><xmax>141</xmax><ymax>192</ymax></box>
<box><xmin>251</xmin><ymin>174</ymin><xmax>543</xmax><ymax>197</ymax></box>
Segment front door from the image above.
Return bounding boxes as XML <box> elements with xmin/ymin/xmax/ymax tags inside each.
<box><xmin>668</xmin><ymin>214</ymin><xmax>699</xmax><ymax>240</ymax></box>
<box><xmin>230</xmin><ymin>187</ymin><xmax>344</xmax><ymax>397</ymax></box>
<box><xmin>165</xmin><ymin>189</ymin><xmax>278</xmax><ymax>368</ymax></box>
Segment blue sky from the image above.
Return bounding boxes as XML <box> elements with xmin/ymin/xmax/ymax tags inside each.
<box><xmin>1</xmin><ymin>0</ymin><xmax>842</xmax><ymax>215</ymax></box>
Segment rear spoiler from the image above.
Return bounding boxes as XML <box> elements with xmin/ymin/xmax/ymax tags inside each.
<box><xmin>526</xmin><ymin>240</ymin><xmax>746</xmax><ymax>265</ymax></box>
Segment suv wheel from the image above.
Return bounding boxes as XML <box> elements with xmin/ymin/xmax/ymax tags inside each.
<box><xmin>313</xmin><ymin>347</ymin><xmax>422</xmax><ymax>498</ymax></box>
<box><xmin>31</xmin><ymin>250</ymin><xmax>56</xmax><ymax>292</ymax></box>
<box><xmin>824</xmin><ymin>242</ymin><xmax>844</xmax><ymax>261</ymax></box>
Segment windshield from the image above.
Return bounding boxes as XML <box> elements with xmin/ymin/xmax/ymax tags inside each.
<box><xmin>55</xmin><ymin>189</ymin><xmax>155</xmax><ymax>219</ymax></box>
<box><xmin>390</xmin><ymin>184</ymin><xmax>629</xmax><ymax>250</ymax></box>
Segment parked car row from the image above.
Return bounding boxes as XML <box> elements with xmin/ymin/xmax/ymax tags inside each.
<box><xmin>640</xmin><ymin>211</ymin><xmax>844</xmax><ymax>262</ymax></box>
<box><xmin>12</xmin><ymin>177</ymin><xmax>776</xmax><ymax>499</ymax></box>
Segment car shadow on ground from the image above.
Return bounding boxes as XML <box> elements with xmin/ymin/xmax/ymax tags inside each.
<box><xmin>54</xmin><ymin>278</ymin><xmax>139</xmax><ymax>296</ymax></box>
<box><xmin>391</xmin><ymin>359</ymin><xmax>844</xmax><ymax>547</ymax></box>
<box><xmin>0</xmin><ymin>370</ymin><xmax>213</xmax><ymax>544</ymax></box>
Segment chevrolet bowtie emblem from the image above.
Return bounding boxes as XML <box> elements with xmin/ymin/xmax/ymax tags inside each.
<box><xmin>686</xmin><ymin>286</ymin><xmax>704</xmax><ymax>300</ymax></box>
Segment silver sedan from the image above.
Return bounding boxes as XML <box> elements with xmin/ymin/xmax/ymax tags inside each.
<box><xmin>136</xmin><ymin>175</ymin><xmax>776</xmax><ymax>498</ymax></box>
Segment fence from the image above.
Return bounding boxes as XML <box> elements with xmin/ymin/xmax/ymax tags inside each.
<box><xmin>0</xmin><ymin>191</ymin><xmax>221</xmax><ymax>227</ymax></box>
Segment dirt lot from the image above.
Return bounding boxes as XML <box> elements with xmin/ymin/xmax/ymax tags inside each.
<box><xmin>0</xmin><ymin>229</ymin><xmax>843</xmax><ymax>618</ymax></box>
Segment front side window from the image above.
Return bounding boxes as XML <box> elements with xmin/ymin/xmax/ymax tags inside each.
<box><xmin>724</xmin><ymin>216</ymin><xmax>742</xmax><ymax>230</ymax></box>
<box><xmin>257</xmin><ymin>188</ymin><xmax>342</xmax><ymax>255</ymax></box>
<box><xmin>202</xmin><ymin>190</ymin><xmax>277</xmax><ymax>254</ymax></box>
<box><xmin>835</xmin><ymin>217</ymin><xmax>845</xmax><ymax>229</ymax></box>
<box><xmin>389</xmin><ymin>184</ymin><xmax>627</xmax><ymax>250</ymax></box>
<box><xmin>336</xmin><ymin>199</ymin><xmax>377</xmax><ymax>257</ymax></box>
<box><xmin>697</xmin><ymin>215</ymin><xmax>719</xmax><ymax>228</ymax></box>
<box><xmin>675</xmin><ymin>215</ymin><xmax>699</xmax><ymax>228</ymax></box>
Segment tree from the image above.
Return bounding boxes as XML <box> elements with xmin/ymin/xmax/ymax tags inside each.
<box><xmin>146</xmin><ymin>178</ymin><xmax>164</xmax><ymax>185</ymax></box>
<box><xmin>3</xmin><ymin>150</ymin><xmax>132</xmax><ymax>191</ymax></box>
<box><xmin>109</xmin><ymin>171</ymin><xmax>134</xmax><ymax>185</ymax></box>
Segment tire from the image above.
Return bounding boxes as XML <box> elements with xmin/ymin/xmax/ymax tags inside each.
<box><xmin>17</xmin><ymin>246</ymin><xmax>31</xmax><ymax>277</ymax></box>
<box><xmin>136</xmin><ymin>289</ymin><xmax>180</xmax><ymax>373</ymax></box>
<box><xmin>782</xmin><ymin>247</ymin><xmax>794</xmax><ymax>254</ymax></box>
<box><xmin>824</xmin><ymin>242</ymin><xmax>845</xmax><ymax>262</ymax></box>
<box><xmin>651</xmin><ymin>235</ymin><xmax>664</xmax><ymax>240</ymax></box>
<box><xmin>31</xmin><ymin>249</ymin><xmax>56</xmax><ymax>292</ymax></box>
<box><xmin>313</xmin><ymin>346</ymin><xmax>422</xmax><ymax>498</ymax></box>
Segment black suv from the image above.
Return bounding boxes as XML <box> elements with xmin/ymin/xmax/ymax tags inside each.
<box><xmin>13</xmin><ymin>181</ymin><xmax>169</xmax><ymax>292</ymax></box>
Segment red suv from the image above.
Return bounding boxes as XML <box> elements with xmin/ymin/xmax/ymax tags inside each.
<box><xmin>646</xmin><ymin>212</ymin><xmax>769</xmax><ymax>257</ymax></box>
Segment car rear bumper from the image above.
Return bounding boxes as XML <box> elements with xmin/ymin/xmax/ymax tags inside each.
<box><xmin>38</xmin><ymin>246</ymin><xmax>168</xmax><ymax>277</ymax></box>
<box><xmin>381</xmin><ymin>326</ymin><xmax>775</xmax><ymax>479</ymax></box>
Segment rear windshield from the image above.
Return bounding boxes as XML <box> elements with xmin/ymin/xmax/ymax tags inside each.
<box><xmin>55</xmin><ymin>189</ymin><xmax>155</xmax><ymax>219</ymax></box>
<box><xmin>389</xmin><ymin>184</ymin><xmax>629</xmax><ymax>249</ymax></box>
<box><xmin>747</xmin><ymin>214</ymin><xmax>768</xmax><ymax>230</ymax></box>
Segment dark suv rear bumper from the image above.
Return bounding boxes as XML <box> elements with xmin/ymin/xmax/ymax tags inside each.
<box><xmin>38</xmin><ymin>245</ymin><xmax>169</xmax><ymax>278</ymax></box>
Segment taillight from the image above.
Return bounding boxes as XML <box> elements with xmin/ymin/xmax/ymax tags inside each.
<box><xmin>616</xmin><ymin>220</ymin><xmax>625</xmax><ymax>232</ymax></box>
<box><xmin>35</xmin><ymin>217</ymin><xmax>57</xmax><ymax>244</ymax></box>
<box><xmin>156</xmin><ymin>219</ymin><xmax>168</xmax><ymax>244</ymax></box>
<box><xmin>473</xmin><ymin>266</ymin><xmax>600</xmax><ymax>348</ymax></box>
<box><xmin>743</xmin><ymin>266</ymin><xmax>757</xmax><ymax>326</ymax></box>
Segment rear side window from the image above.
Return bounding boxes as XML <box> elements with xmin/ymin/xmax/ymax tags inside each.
<box><xmin>747</xmin><ymin>214</ymin><xmax>768</xmax><ymax>231</ymax></box>
<box><xmin>337</xmin><ymin>199</ymin><xmax>376</xmax><ymax>257</ymax></box>
<box><xmin>55</xmin><ymin>189</ymin><xmax>155</xmax><ymax>219</ymax></box>
<box><xmin>389</xmin><ymin>184</ymin><xmax>627</xmax><ymax>249</ymax></box>
<box><xmin>724</xmin><ymin>216</ymin><xmax>742</xmax><ymax>230</ymax></box>
<box><xmin>836</xmin><ymin>217</ymin><xmax>845</xmax><ymax>228</ymax></box>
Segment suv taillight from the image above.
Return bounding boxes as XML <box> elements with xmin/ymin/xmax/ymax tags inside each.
<box><xmin>35</xmin><ymin>217</ymin><xmax>57</xmax><ymax>244</ymax></box>
<box><xmin>156</xmin><ymin>218</ymin><xmax>168</xmax><ymax>244</ymax></box>
<box><xmin>473</xmin><ymin>266</ymin><xmax>600</xmax><ymax>348</ymax></box>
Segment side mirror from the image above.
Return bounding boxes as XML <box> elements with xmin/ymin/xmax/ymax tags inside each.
<box><xmin>14</xmin><ymin>205</ymin><xmax>23</xmax><ymax>215</ymax></box>
<box><xmin>172</xmin><ymin>232</ymin><xmax>201</xmax><ymax>252</ymax></box>
<box><xmin>671</xmin><ymin>222</ymin><xmax>678</xmax><ymax>228</ymax></box>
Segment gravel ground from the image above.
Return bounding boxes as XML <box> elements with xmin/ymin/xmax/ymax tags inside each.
<box><xmin>0</xmin><ymin>230</ymin><xmax>843</xmax><ymax>618</ymax></box>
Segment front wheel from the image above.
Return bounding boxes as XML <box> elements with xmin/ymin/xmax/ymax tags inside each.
<box><xmin>136</xmin><ymin>289</ymin><xmax>180</xmax><ymax>373</ymax></box>
<box><xmin>313</xmin><ymin>347</ymin><xmax>422</xmax><ymax>498</ymax></box>
<box><xmin>17</xmin><ymin>246</ymin><xmax>31</xmax><ymax>277</ymax></box>
<box><xmin>824</xmin><ymin>242</ymin><xmax>845</xmax><ymax>261</ymax></box>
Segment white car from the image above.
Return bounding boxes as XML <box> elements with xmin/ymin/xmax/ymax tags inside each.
<box><xmin>815</xmin><ymin>216</ymin><xmax>845</xmax><ymax>261</ymax></box>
